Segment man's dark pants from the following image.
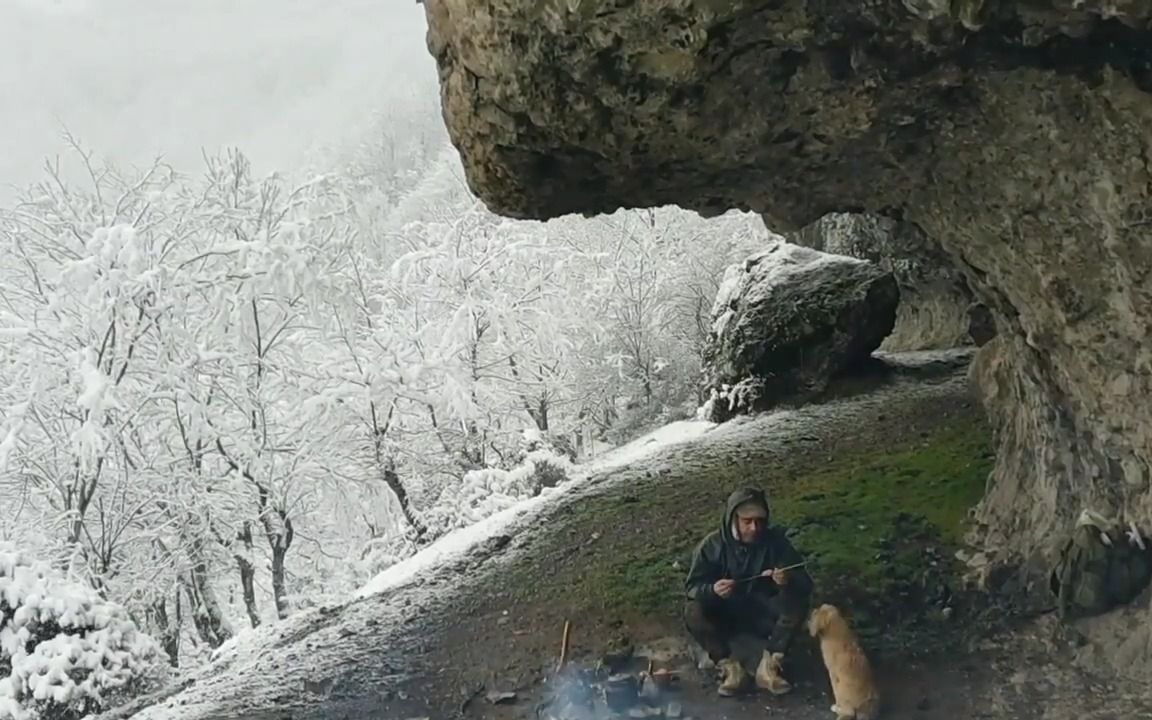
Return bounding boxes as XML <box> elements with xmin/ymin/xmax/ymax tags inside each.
<box><xmin>683</xmin><ymin>591</ymin><xmax>808</xmax><ymax>664</ymax></box>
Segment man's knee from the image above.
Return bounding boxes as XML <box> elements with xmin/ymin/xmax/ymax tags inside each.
<box><xmin>683</xmin><ymin>598</ymin><xmax>713</xmax><ymax>632</ymax></box>
<box><xmin>684</xmin><ymin>598</ymin><xmax>734</xmax><ymax>661</ymax></box>
<box><xmin>685</xmin><ymin>598</ymin><xmax>739</xmax><ymax>639</ymax></box>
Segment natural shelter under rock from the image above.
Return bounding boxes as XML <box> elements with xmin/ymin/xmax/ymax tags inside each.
<box><xmin>787</xmin><ymin>213</ymin><xmax>984</xmax><ymax>352</ymax></box>
<box><xmin>422</xmin><ymin>0</ymin><xmax>1152</xmax><ymax>674</ymax></box>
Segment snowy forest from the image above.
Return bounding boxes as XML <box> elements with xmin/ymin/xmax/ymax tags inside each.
<box><xmin>0</xmin><ymin>88</ymin><xmax>772</xmax><ymax>700</ymax></box>
<box><xmin>7</xmin><ymin>2</ymin><xmax>1150</xmax><ymax>719</ymax></box>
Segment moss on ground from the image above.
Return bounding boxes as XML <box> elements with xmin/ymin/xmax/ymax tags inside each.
<box><xmin>521</xmin><ymin>420</ymin><xmax>993</xmax><ymax>631</ymax></box>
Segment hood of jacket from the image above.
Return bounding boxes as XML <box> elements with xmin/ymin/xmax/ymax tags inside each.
<box><xmin>721</xmin><ymin>487</ymin><xmax>770</xmax><ymax>549</ymax></box>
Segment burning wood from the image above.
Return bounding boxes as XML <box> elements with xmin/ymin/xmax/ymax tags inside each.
<box><xmin>537</xmin><ymin>623</ymin><xmax>692</xmax><ymax>720</ymax></box>
<box><xmin>537</xmin><ymin>663</ymin><xmax>687</xmax><ymax>720</ymax></box>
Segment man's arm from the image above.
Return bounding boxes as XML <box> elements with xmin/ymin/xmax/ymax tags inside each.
<box><xmin>770</xmin><ymin>529</ymin><xmax>814</xmax><ymax>596</ymax></box>
<box><xmin>684</xmin><ymin>534</ymin><xmax>723</xmax><ymax>602</ymax></box>
<box><xmin>766</xmin><ymin>529</ymin><xmax>814</xmax><ymax>654</ymax></box>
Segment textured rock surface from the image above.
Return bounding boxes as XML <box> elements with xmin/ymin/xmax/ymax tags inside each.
<box><xmin>421</xmin><ymin>0</ymin><xmax>1152</xmax><ymax>655</ymax></box>
<box><xmin>788</xmin><ymin>213</ymin><xmax>981</xmax><ymax>351</ymax></box>
<box><xmin>702</xmin><ymin>241</ymin><xmax>898</xmax><ymax>421</ymax></box>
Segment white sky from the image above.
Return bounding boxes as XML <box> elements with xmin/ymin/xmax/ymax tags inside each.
<box><xmin>0</xmin><ymin>0</ymin><xmax>438</xmax><ymax>198</ymax></box>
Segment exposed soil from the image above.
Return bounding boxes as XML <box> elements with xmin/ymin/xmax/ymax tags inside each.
<box><xmin>121</xmin><ymin>351</ymin><xmax>1152</xmax><ymax>720</ymax></box>
<box><xmin>386</xmin><ymin>356</ymin><xmax>996</xmax><ymax>720</ymax></box>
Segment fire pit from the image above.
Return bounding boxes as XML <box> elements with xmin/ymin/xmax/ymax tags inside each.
<box><xmin>537</xmin><ymin>663</ymin><xmax>686</xmax><ymax>720</ymax></box>
<box><xmin>536</xmin><ymin>622</ymin><xmax>693</xmax><ymax>720</ymax></box>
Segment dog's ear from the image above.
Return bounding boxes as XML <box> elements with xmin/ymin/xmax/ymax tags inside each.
<box><xmin>807</xmin><ymin>607</ymin><xmax>826</xmax><ymax>635</ymax></box>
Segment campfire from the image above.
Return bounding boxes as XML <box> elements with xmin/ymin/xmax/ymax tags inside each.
<box><xmin>535</xmin><ymin>622</ymin><xmax>689</xmax><ymax>720</ymax></box>
<box><xmin>537</xmin><ymin>665</ymin><xmax>685</xmax><ymax>720</ymax></box>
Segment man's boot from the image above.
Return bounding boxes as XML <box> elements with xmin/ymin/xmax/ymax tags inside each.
<box><xmin>716</xmin><ymin>657</ymin><xmax>748</xmax><ymax>696</ymax></box>
<box><xmin>754</xmin><ymin>651</ymin><xmax>792</xmax><ymax>695</ymax></box>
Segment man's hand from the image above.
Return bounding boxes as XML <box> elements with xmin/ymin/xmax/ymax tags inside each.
<box><xmin>713</xmin><ymin>579</ymin><xmax>735</xmax><ymax>598</ymax></box>
<box><xmin>761</xmin><ymin>567</ymin><xmax>789</xmax><ymax>585</ymax></box>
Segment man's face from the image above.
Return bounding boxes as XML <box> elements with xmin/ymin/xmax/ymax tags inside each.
<box><xmin>734</xmin><ymin>506</ymin><xmax>767</xmax><ymax>544</ymax></box>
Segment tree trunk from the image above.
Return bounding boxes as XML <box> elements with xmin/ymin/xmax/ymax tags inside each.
<box><xmin>234</xmin><ymin>521</ymin><xmax>260</xmax><ymax>629</ymax></box>
<box><xmin>183</xmin><ymin>578</ymin><xmax>232</xmax><ymax>649</ymax></box>
<box><xmin>525</xmin><ymin>395</ymin><xmax>549</xmax><ymax>431</ymax></box>
<box><xmin>373</xmin><ymin>436</ymin><xmax>426</xmax><ymax>541</ymax></box>
<box><xmin>270</xmin><ymin>544</ymin><xmax>289</xmax><ymax>620</ymax></box>
<box><xmin>147</xmin><ymin>594</ymin><xmax>181</xmax><ymax>667</ymax></box>
<box><xmin>509</xmin><ymin>356</ymin><xmax>550</xmax><ymax>432</ymax></box>
<box><xmin>383</xmin><ymin>465</ymin><xmax>426</xmax><ymax>540</ymax></box>
<box><xmin>260</xmin><ymin>505</ymin><xmax>294</xmax><ymax>620</ymax></box>
<box><xmin>536</xmin><ymin>398</ymin><xmax>549</xmax><ymax>431</ymax></box>
<box><xmin>183</xmin><ymin>539</ymin><xmax>234</xmax><ymax>648</ymax></box>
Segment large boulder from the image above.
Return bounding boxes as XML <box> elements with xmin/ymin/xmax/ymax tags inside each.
<box><xmin>787</xmin><ymin>213</ymin><xmax>987</xmax><ymax>352</ymax></box>
<box><xmin>702</xmin><ymin>241</ymin><xmax>898</xmax><ymax>422</ymax></box>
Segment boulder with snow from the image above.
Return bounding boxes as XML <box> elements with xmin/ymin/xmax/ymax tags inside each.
<box><xmin>702</xmin><ymin>241</ymin><xmax>898</xmax><ymax>422</ymax></box>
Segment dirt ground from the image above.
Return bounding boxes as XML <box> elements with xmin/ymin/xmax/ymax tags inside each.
<box><xmin>120</xmin><ymin>353</ymin><xmax>1152</xmax><ymax>720</ymax></box>
<box><xmin>383</xmin><ymin>358</ymin><xmax>1151</xmax><ymax>720</ymax></box>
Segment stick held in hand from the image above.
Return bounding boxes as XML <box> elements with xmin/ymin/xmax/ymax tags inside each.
<box><xmin>734</xmin><ymin>561</ymin><xmax>807</xmax><ymax>583</ymax></box>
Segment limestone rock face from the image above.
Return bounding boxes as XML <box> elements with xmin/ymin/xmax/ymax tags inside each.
<box><xmin>787</xmin><ymin>213</ymin><xmax>982</xmax><ymax>352</ymax></box>
<box><xmin>422</xmin><ymin>0</ymin><xmax>1152</xmax><ymax>673</ymax></box>
<box><xmin>702</xmin><ymin>242</ymin><xmax>898</xmax><ymax>422</ymax></box>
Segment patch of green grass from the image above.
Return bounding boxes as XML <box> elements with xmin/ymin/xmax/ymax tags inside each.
<box><xmin>529</xmin><ymin>421</ymin><xmax>993</xmax><ymax>623</ymax></box>
<box><xmin>777</xmin><ymin>424</ymin><xmax>992</xmax><ymax>592</ymax></box>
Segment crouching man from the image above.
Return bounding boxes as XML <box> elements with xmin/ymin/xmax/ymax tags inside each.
<box><xmin>683</xmin><ymin>487</ymin><xmax>813</xmax><ymax>697</ymax></box>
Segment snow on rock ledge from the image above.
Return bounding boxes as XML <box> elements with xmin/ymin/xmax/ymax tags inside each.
<box><xmin>702</xmin><ymin>241</ymin><xmax>898</xmax><ymax>422</ymax></box>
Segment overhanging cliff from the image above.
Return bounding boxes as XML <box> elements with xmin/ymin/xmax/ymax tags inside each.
<box><xmin>421</xmin><ymin>0</ymin><xmax>1152</xmax><ymax>669</ymax></box>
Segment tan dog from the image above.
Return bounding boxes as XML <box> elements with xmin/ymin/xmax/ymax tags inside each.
<box><xmin>808</xmin><ymin>603</ymin><xmax>880</xmax><ymax>720</ymax></box>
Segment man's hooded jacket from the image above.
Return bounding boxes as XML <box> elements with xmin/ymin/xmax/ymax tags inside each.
<box><xmin>684</xmin><ymin>488</ymin><xmax>813</xmax><ymax>650</ymax></box>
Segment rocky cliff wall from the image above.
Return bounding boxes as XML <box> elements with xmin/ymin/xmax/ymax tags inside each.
<box><xmin>421</xmin><ymin>0</ymin><xmax>1152</xmax><ymax>673</ymax></box>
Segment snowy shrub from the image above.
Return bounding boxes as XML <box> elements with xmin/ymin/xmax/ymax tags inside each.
<box><xmin>606</xmin><ymin>393</ymin><xmax>697</xmax><ymax>446</ymax></box>
<box><xmin>514</xmin><ymin>429</ymin><xmax>576</xmax><ymax>490</ymax></box>
<box><xmin>423</xmin><ymin>449</ymin><xmax>576</xmax><ymax>531</ymax></box>
<box><xmin>516</xmin><ymin>429</ymin><xmax>577</xmax><ymax>464</ymax></box>
<box><xmin>0</xmin><ymin>545</ymin><xmax>168</xmax><ymax>720</ymax></box>
<box><xmin>351</xmin><ymin>447</ymin><xmax>576</xmax><ymax>583</ymax></box>
<box><xmin>355</xmin><ymin>537</ymin><xmax>420</xmax><ymax>583</ymax></box>
<box><xmin>527</xmin><ymin>455</ymin><xmax>569</xmax><ymax>492</ymax></box>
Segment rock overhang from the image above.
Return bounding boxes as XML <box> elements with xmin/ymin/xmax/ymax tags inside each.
<box><xmin>422</xmin><ymin>0</ymin><xmax>1152</xmax><ymax>225</ymax></box>
<box><xmin>422</xmin><ymin>3</ymin><xmax>1152</xmax><ymax>660</ymax></box>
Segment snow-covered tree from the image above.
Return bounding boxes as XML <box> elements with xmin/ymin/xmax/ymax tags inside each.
<box><xmin>0</xmin><ymin>544</ymin><xmax>168</xmax><ymax>720</ymax></box>
<box><xmin>0</xmin><ymin>134</ymin><xmax>772</xmax><ymax>670</ymax></box>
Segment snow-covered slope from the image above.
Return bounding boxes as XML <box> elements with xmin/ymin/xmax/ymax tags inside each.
<box><xmin>116</xmin><ymin>351</ymin><xmax>973</xmax><ymax>720</ymax></box>
<box><xmin>353</xmin><ymin>419</ymin><xmax>714</xmax><ymax>599</ymax></box>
